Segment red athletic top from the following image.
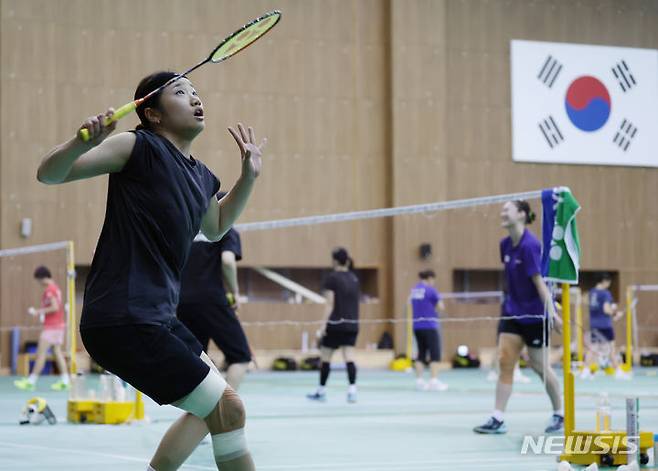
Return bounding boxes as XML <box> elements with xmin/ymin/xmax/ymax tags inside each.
<box><xmin>42</xmin><ymin>282</ymin><xmax>65</xmax><ymax>329</ymax></box>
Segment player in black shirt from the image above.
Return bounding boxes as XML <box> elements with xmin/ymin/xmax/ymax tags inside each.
<box><xmin>307</xmin><ymin>248</ymin><xmax>360</xmax><ymax>403</ymax></box>
<box><xmin>37</xmin><ymin>71</ymin><xmax>264</xmax><ymax>471</ymax></box>
<box><xmin>178</xmin><ymin>196</ymin><xmax>252</xmax><ymax>390</ymax></box>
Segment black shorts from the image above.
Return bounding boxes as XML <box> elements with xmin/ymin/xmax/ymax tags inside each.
<box><xmin>591</xmin><ymin>327</ymin><xmax>615</xmax><ymax>343</ymax></box>
<box><xmin>414</xmin><ymin>328</ymin><xmax>441</xmax><ymax>363</ymax></box>
<box><xmin>177</xmin><ymin>303</ymin><xmax>251</xmax><ymax>364</ymax></box>
<box><xmin>81</xmin><ymin>317</ymin><xmax>209</xmax><ymax>405</ymax></box>
<box><xmin>321</xmin><ymin>330</ymin><xmax>358</xmax><ymax>349</ymax></box>
<box><xmin>498</xmin><ymin>317</ymin><xmax>549</xmax><ymax>348</ymax></box>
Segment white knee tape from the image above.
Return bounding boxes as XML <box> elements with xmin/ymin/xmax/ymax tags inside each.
<box><xmin>212</xmin><ymin>428</ymin><xmax>248</xmax><ymax>462</ymax></box>
<box><xmin>176</xmin><ymin>370</ymin><xmax>227</xmax><ymax>418</ymax></box>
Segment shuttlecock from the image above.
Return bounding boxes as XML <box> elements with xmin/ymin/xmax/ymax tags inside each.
<box><xmin>557</xmin><ymin>460</ymin><xmax>573</xmax><ymax>471</ymax></box>
<box><xmin>583</xmin><ymin>463</ymin><xmax>598</xmax><ymax>471</ymax></box>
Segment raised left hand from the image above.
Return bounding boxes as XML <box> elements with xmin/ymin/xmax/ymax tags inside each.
<box><xmin>228</xmin><ymin>123</ymin><xmax>267</xmax><ymax>181</ymax></box>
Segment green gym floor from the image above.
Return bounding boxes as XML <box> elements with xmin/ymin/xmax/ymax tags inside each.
<box><xmin>0</xmin><ymin>368</ymin><xmax>656</xmax><ymax>470</ymax></box>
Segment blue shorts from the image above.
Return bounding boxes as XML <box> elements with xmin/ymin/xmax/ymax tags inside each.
<box><xmin>414</xmin><ymin>328</ymin><xmax>441</xmax><ymax>363</ymax></box>
<box><xmin>591</xmin><ymin>327</ymin><xmax>615</xmax><ymax>343</ymax></box>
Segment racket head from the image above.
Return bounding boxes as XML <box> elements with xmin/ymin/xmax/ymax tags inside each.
<box><xmin>209</xmin><ymin>10</ymin><xmax>281</xmax><ymax>64</ymax></box>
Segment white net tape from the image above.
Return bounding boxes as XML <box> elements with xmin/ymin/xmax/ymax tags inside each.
<box><xmin>235</xmin><ymin>190</ymin><xmax>543</xmax><ymax>232</ymax></box>
<box><xmin>0</xmin><ymin>241</ymin><xmax>69</xmax><ymax>258</ymax></box>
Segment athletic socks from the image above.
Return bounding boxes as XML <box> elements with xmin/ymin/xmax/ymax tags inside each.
<box><xmin>320</xmin><ymin>362</ymin><xmax>330</xmax><ymax>386</ymax></box>
<box><xmin>346</xmin><ymin>362</ymin><xmax>357</xmax><ymax>385</ymax></box>
<box><xmin>494</xmin><ymin>382</ymin><xmax>513</xmax><ymax>413</ymax></box>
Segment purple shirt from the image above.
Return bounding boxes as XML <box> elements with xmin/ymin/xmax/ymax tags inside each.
<box><xmin>501</xmin><ymin>229</ymin><xmax>545</xmax><ymax>324</ymax></box>
<box><xmin>410</xmin><ymin>282</ymin><xmax>441</xmax><ymax>330</ymax></box>
<box><xmin>589</xmin><ymin>288</ymin><xmax>613</xmax><ymax>329</ymax></box>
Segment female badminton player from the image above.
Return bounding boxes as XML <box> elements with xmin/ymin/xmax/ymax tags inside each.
<box><xmin>473</xmin><ymin>200</ymin><xmax>563</xmax><ymax>435</ymax></box>
<box><xmin>37</xmin><ymin>71</ymin><xmax>264</xmax><ymax>471</ymax></box>
<box><xmin>307</xmin><ymin>248</ymin><xmax>361</xmax><ymax>403</ymax></box>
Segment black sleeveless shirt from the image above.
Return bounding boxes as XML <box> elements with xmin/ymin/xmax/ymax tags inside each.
<box><xmin>81</xmin><ymin>130</ymin><xmax>220</xmax><ymax>328</ymax></box>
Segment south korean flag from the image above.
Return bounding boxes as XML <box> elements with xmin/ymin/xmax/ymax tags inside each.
<box><xmin>511</xmin><ymin>40</ymin><xmax>658</xmax><ymax>168</ymax></box>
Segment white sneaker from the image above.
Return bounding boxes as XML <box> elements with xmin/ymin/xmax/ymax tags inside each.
<box><xmin>579</xmin><ymin>368</ymin><xmax>594</xmax><ymax>380</ymax></box>
<box><xmin>429</xmin><ymin>379</ymin><xmax>448</xmax><ymax>391</ymax></box>
<box><xmin>614</xmin><ymin>368</ymin><xmax>632</xmax><ymax>380</ymax></box>
<box><xmin>513</xmin><ymin>368</ymin><xmax>531</xmax><ymax>384</ymax></box>
<box><xmin>486</xmin><ymin>370</ymin><xmax>498</xmax><ymax>382</ymax></box>
<box><xmin>416</xmin><ymin>379</ymin><xmax>429</xmax><ymax>391</ymax></box>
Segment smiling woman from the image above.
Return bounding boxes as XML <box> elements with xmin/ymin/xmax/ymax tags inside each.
<box><xmin>35</xmin><ymin>67</ymin><xmax>266</xmax><ymax>471</ymax></box>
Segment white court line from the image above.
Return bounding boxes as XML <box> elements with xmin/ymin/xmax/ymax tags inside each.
<box><xmin>0</xmin><ymin>440</ymin><xmax>555</xmax><ymax>470</ymax></box>
<box><xmin>0</xmin><ymin>441</ymin><xmax>212</xmax><ymax>470</ymax></box>
<box><xmin>257</xmin><ymin>456</ymin><xmax>553</xmax><ymax>470</ymax></box>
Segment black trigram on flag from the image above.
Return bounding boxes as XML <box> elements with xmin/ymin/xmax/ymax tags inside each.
<box><xmin>613</xmin><ymin>119</ymin><xmax>637</xmax><ymax>152</ymax></box>
<box><xmin>612</xmin><ymin>60</ymin><xmax>637</xmax><ymax>92</ymax></box>
<box><xmin>537</xmin><ymin>55</ymin><xmax>562</xmax><ymax>88</ymax></box>
<box><xmin>538</xmin><ymin>116</ymin><xmax>564</xmax><ymax>149</ymax></box>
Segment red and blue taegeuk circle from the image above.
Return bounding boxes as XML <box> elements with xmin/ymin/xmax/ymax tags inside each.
<box><xmin>564</xmin><ymin>76</ymin><xmax>611</xmax><ymax>132</ymax></box>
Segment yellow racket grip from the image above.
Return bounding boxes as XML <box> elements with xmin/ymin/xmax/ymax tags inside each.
<box><xmin>78</xmin><ymin>101</ymin><xmax>138</xmax><ymax>142</ymax></box>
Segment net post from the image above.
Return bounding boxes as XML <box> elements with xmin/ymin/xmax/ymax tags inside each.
<box><xmin>562</xmin><ymin>283</ymin><xmax>575</xmax><ymax>437</ymax></box>
<box><xmin>575</xmin><ymin>288</ymin><xmax>583</xmax><ymax>367</ymax></box>
<box><xmin>67</xmin><ymin>241</ymin><xmax>77</xmax><ymax>375</ymax></box>
<box><xmin>405</xmin><ymin>302</ymin><xmax>413</xmax><ymax>362</ymax></box>
<box><xmin>625</xmin><ymin>285</ymin><xmax>633</xmax><ymax>371</ymax></box>
<box><xmin>134</xmin><ymin>391</ymin><xmax>145</xmax><ymax>421</ymax></box>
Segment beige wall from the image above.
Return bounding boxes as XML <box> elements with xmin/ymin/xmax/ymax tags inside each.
<box><xmin>1</xmin><ymin>0</ymin><xmax>656</xmax><ymax>366</ymax></box>
<box><xmin>389</xmin><ymin>0</ymin><xmax>658</xmax><ymax>351</ymax></box>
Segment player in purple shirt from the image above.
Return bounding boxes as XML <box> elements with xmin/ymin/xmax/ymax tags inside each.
<box><xmin>581</xmin><ymin>272</ymin><xmax>626</xmax><ymax>379</ymax></box>
<box><xmin>474</xmin><ymin>200</ymin><xmax>563</xmax><ymax>435</ymax></box>
<box><xmin>411</xmin><ymin>270</ymin><xmax>448</xmax><ymax>391</ymax></box>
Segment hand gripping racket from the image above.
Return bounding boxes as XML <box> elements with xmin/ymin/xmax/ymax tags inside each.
<box><xmin>79</xmin><ymin>10</ymin><xmax>281</xmax><ymax>141</ymax></box>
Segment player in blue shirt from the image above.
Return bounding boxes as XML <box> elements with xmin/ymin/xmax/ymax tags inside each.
<box><xmin>474</xmin><ymin>200</ymin><xmax>563</xmax><ymax>435</ymax></box>
<box><xmin>410</xmin><ymin>270</ymin><xmax>448</xmax><ymax>391</ymax></box>
<box><xmin>581</xmin><ymin>272</ymin><xmax>626</xmax><ymax>379</ymax></box>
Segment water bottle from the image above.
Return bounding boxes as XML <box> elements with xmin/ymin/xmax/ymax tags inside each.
<box><xmin>99</xmin><ymin>374</ymin><xmax>112</xmax><ymax>402</ymax></box>
<box><xmin>112</xmin><ymin>376</ymin><xmax>126</xmax><ymax>402</ymax></box>
<box><xmin>71</xmin><ymin>373</ymin><xmax>86</xmax><ymax>400</ymax></box>
<box><xmin>596</xmin><ymin>392</ymin><xmax>611</xmax><ymax>432</ymax></box>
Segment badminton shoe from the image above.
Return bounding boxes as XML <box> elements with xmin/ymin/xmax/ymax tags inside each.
<box><xmin>13</xmin><ymin>378</ymin><xmax>35</xmax><ymax>391</ymax></box>
<box><xmin>306</xmin><ymin>391</ymin><xmax>327</xmax><ymax>402</ymax></box>
<box><xmin>544</xmin><ymin>413</ymin><xmax>564</xmax><ymax>433</ymax></box>
<box><xmin>473</xmin><ymin>417</ymin><xmax>507</xmax><ymax>434</ymax></box>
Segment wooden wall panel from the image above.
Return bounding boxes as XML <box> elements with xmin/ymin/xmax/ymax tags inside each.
<box><xmin>390</xmin><ymin>0</ymin><xmax>658</xmax><ymax>351</ymax></box>
<box><xmin>1</xmin><ymin>0</ymin><xmax>657</xmax><ymax>363</ymax></box>
<box><xmin>0</xmin><ymin>0</ymin><xmax>393</xmax><ymax>364</ymax></box>
<box><xmin>0</xmin><ymin>250</ymin><xmax>68</xmax><ymax>369</ymax></box>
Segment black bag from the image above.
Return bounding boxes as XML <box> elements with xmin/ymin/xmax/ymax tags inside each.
<box><xmin>272</xmin><ymin>357</ymin><xmax>297</xmax><ymax>371</ymax></box>
<box><xmin>377</xmin><ymin>332</ymin><xmax>393</xmax><ymax>349</ymax></box>
<box><xmin>300</xmin><ymin>356</ymin><xmax>321</xmax><ymax>371</ymax></box>
<box><xmin>452</xmin><ymin>353</ymin><xmax>481</xmax><ymax>368</ymax></box>
<box><xmin>640</xmin><ymin>353</ymin><xmax>658</xmax><ymax>367</ymax></box>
